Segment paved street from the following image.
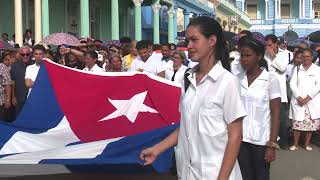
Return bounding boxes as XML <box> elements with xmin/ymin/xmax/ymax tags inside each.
<box><xmin>0</xmin><ymin>144</ymin><xmax>319</xmax><ymax>180</ymax></box>
<box><xmin>271</xmin><ymin>145</ymin><xmax>320</xmax><ymax>180</ymax></box>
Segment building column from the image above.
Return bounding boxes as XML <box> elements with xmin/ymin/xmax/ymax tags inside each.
<box><xmin>132</xmin><ymin>0</ymin><xmax>144</xmax><ymax>41</ymax></box>
<box><xmin>152</xmin><ymin>1</ymin><xmax>161</xmax><ymax>44</ymax></box>
<box><xmin>14</xmin><ymin>0</ymin><xmax>23</xmax><ymax>47</ymax></box>
<box><xmin>275</xmin><ymin>0</ymin><xmax>281</xmax><ymax>19</ymax></box>
<box><xmin>265</xmin><ymin>0</ymin><xmax>268</xmax><ymax>19</ymax></box>
<box><xmin>80</xmin><ymin>0</ymin><xmax>90</xmax><ymax>38</ymax></box>
<box><xmin>35</xmin><ymin>0</ymin><xmax>42</xmax><ymax>44</ymax></box>
<box><xmin>184</xmin><ymin>10</ymin><xmax>190</xmax><ymax>30</ymax></box>
<box><xmin>173</xmin><ymin>6</ymin><xmax>178</xmax><ymax>42</ymax></box>
<box><xmin>266</xmin><ymin>0</ymin><xmax>275</xmax><ymax>19</ymax></box>
<box><xmin>168</xmin><ymin>7</ymin><xmax>175</xmax><ymax>43</ymax></box>
<box><xmin>42</xmin><ymin>0</ymin><xmax>50</xmax><ymax>38</ymax></box>
<box><xmin>299</xmin><ymin>0</ymin><xmax>304</xmax><ymax>18</ymax></box>
<box><xmin>111</xmin><ymin>0</ymin><xmax>119</xmax><ymax>40</ymax></box>
<box><xmin>278</xmin><ymin>0</ymin><xmax>281</xmax><ymax>18</ymax></box>
<box><xmin>304</xmin><ymin>0</ymin><xmax>312</xmax><ymax>18</ymax></box>
<box><xmin>310</xmin><ymin>0</ymin><xmax>314</xmax><ymax>18</ymax></box>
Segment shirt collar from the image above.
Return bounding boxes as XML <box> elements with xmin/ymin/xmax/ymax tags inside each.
<box><xmin>239</xmin><ymin>68</ymin><xmax>268</xmax><ymax>87</ymax></box>
<box><xmin>187</xmin><ymin>61</ymin><xmax>223</xmax><ymax>81</ymax></box>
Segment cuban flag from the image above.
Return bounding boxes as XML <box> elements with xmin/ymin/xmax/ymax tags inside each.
<box><xmin>0</xmin><ymin>60</ymin><xmax>181</xmax><ymax>173</ymax></box>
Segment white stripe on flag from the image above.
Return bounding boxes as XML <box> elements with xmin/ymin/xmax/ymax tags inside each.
<box><xmin>0</xmin><ymin>116</ymin><xmax>79</xmax><ymax>155</ymax></box>
<box><xmin>0</xmin><ymin>137</ymin><xmax>122</xmax><ymax>164</ymax></box>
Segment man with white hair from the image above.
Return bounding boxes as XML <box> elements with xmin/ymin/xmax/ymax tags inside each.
<box><xmin>10</xmin><ymin>46</ymin><xmax>34</xmax><ymax>117</ymax></box>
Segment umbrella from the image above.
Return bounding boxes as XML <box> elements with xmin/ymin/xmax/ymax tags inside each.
<box><xmin>307</xmin><ymin>30</ymin><xmax>320</xmax><ymax>43</ymax></box>
<box><xmin>288</xmin><ymin>37</ymin><xmax>306</xmax><ymax>47</ymax></box>
<box><xmin>252</xmin><ymin>32</ymin><xmax>265</xmax><ymax>43</ymax></box>
<box><xmin>0</xmin><ymin>41</ymin><xmax>15</xmax><ymax>51</ymax></box>
<box><xmin>106</xmin><ymin>40</ymin><xmax>121</xmax><ymax>47</ymax></box>
<box><xmin>283</xmin><ymin>30</ymin><xmax>298</xmax><ymax>43</ymax></box>
<box><xmin>40</xmin><ymin>33</ymin><xmax>80</xmax><ymax>46</ymax></box>
<box><xmin>231</xmin><ymin>32</ymin><xmax>265</xmax><ymax>44</ymax></box>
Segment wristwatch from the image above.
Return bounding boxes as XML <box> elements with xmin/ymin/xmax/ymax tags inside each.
<box><xmin>266</xmin><ymin>141</ymin><xmax>280</xmax><ymax>150</ymax></box>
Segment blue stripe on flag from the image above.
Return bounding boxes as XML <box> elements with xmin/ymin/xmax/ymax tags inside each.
<box><xmin>40</xmin><ymin>124</ymin><xmax>178</xmax><ymax>173</ymax></box>
<box><xmin>0</xmin><ymin>63</ymin><xmax>64</xmax><ymax>149</ymax></box>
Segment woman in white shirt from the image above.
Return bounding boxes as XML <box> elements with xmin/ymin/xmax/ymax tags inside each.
<box><xmin>165</xmin><ymin>50</ymin><xmax>188</xmax><ymax>87</ymax></box>
<box><xmin>237</xmin><ymin>38</ymin><xmax>281</xmax><ymax>180</ymax></box>
<box><xmin>140</xmin><ymin>16</ymin><xmax>246</xmax><ymax>180</ymax></box>
<box><xmin>83</xmin><ymin>51</ymin><xmax>104</xmax><ymax>72</ymax></box>
<box><xmin>286</xmin><ymin>49</ymin><xmax>303</xmax><ymax>82</ymax></box>
<box><xmin>289</xmin><ymin>48</ymin><xmax>320</xmax><ymax>151</ymax></box>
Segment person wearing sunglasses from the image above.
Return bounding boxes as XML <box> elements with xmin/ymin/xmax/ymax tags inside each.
<box><xmin>10</xmin><ymin>46</ymin><xmax>33</xmax><ymax>118</ymax></box>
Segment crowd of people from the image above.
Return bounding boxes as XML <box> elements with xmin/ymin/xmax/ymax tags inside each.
<box><xmin>1</xmin><ymin>16</ymin><xmax>320</xmax><ymax>180</ymax></box>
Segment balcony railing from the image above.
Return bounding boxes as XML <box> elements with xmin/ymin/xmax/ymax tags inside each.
<box><xmin>280</xmin><ymin>18</ymin><xmax>300</xmax><ymax>23</ymax></box>
<box><xmin>313</xmin><ymin>18</ymin><xmax>320</xmax><ymax>23</ymax></box>
<box><xmin>250</xmin><ymin>19</ymin><xmax>266</xmax><ymax>25</ymax></box>
<box><xmin>251</xmin><ymin>18</ymin><xmax>316</xmax><ymax>25</ymax></box>
<box><xmin>219</xmin><ymin>0</ymin><xmax>251</xmax><ymax>24</ymax></box>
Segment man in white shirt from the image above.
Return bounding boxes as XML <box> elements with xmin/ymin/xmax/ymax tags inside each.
<box><xmin>25</xmin><ymin>45</ymin><xmax>46</xmax><ymax>96</ymax></box>
<box><xmin>160</xmin><ymin>43</ymin><xmax>173</xmax><ymax>71</ymax></box>
<box><xmin>278</xmin><ymin>37</ymin><xmax>294</xmax><ymax>63</ymax></box>
<box><xmin>264</xmin><ymin>34</ymin><xmax>290</xmax><ymax>149</ymax></box>
<box><xmin>130</xmin><ymin>40</ymin><xmax>165</xmax><ymax>78</ymax></box>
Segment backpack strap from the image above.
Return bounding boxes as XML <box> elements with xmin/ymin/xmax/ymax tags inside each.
<box><xmin>184</xmin><ymin>68</ymin><xmax>191</xmax><ymax>93</ymax></box>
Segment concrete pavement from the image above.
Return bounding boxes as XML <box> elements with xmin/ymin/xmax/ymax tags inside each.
<box><xmin>0</xmin><ymin>145</ymin><xmax>319</xmax><ymax>180</ymax></box>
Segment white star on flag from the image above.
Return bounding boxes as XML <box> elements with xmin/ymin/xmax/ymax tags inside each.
<box><xmin>99</xmin><ymin>91</ymin><xmax>158</xmax><ymax>123</ymax></box>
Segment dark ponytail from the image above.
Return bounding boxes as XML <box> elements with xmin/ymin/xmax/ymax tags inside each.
<box><xmin>259</xmin><ymin>58</ymin><xmax>269</xmax><ymax>71</ymax></box>
<box><xmin>187</xmin><ymin>16</ymin><xmax>230</xmax><ymax>71</ymax></box>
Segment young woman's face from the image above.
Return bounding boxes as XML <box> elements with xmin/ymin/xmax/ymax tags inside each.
<box><xmin>185</xmin><ymin>26</ymin><xmax>214</xmax><ymax>62</ymax></box>
<box><xmin>240</xmin><ymin>46</ymin><xmax>261</xmax><ymax>71</ymax></box>
<box><xmin>84</xmin><ymin>54</ymin><xmax>96</xmax><ymax>67</ymax></box>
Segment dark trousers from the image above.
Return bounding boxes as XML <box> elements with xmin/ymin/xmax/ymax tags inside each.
<box><xmin>238</xmin><ymin>142</ymin><xmax>270</xmax><ymax>180</ymax></box>
<box><xmin>279</xmin><ymin>103</ymin><xmax>289</xmax><ymax>147</ymax></box>
<box><xmin>15</xmin><ymin>101</ymin><xmax>25</xmax><ymax>118</ymax></box>
<box><xmin>0</xmin><ymin>105</ymin><xmax>15</xmax><ymax>122</ymax></box>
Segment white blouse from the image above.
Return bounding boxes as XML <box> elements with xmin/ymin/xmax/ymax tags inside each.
<box><xmin>237</xmin><ymin>69</ymin><xmax>281</xmax><ymax>145</ymax></box>
<box><xmin>176</xmin><ymin>63</ymin><xmax>247</xmax><ymax>180</ymax></box>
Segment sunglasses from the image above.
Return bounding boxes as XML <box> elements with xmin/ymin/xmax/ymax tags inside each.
<box><xmin>110</xmin><ymin>49</ymin><xmax>118</xmax><ymax>53</ymax></box>
<box><xmin>20</xmin><ymin>53</ymin><xmax>30</xmax><ymax>57</ymax></box>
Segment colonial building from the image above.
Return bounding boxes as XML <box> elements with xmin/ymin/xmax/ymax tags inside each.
<box><xmin>0</xmin><ymin>0</ymin><xmax>219</xmax><ymax>46</ymax></box>
<box><xmin>214</xmin><ymin>0</ymin><xmax>251</xmax><ymax>33</ymax></box>
<box><xmin>248</xmin><ymin>0</ymin><xmax>320</xmax><ymax>37</ymax></box>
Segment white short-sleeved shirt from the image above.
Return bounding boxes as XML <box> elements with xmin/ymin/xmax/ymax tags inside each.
<box><xmin>176</xmin><ymin>63</ymin><xmax>247</xmax><ymax>180</ymax></box>
<box><xmin>165</xmin><ymin>65</ymin><xmax>188</xmax><ymax>87</ymax></box>
<box><xmin>230</xmin><ymin>56</ymin><xmax>244</xmax><ymax>76</ymax></box>
<box><xmin>83</xmin><ymin>64</ymin><xmax>105</xmax><ymax>72</ymax></box>
<box><xmin>129</xmin><ymin>53</ymin><xmax>165</xmax><ymax>75</ymax></box>
<box><xmin>25</xmin><ymin>63</ymin><xmax>41</xmax><ymax>96</ymax></box>
<box><xmin>237</xmin><ymin>69</ymin><xmax>281</xmax><ymax>145</ymax></box>
<box><xmin>265</xmin><ymin>49</ymin><xmax>289</xmax><ymax>102</ymax></box>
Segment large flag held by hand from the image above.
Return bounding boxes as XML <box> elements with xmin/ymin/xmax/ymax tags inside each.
<box><xmin>0</xmin><ymin>60</ymin><xmax>181</xmax><ymax>173</ymax></box>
